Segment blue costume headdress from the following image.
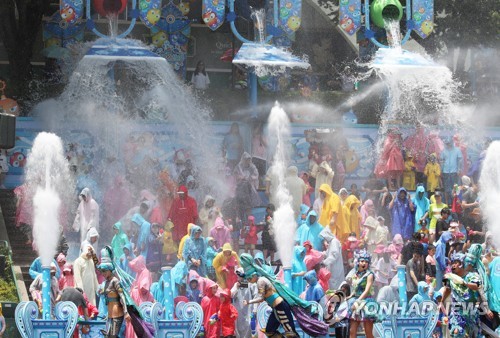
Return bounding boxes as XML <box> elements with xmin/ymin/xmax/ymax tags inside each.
<box><xmin>465</xmin><ymin>244</ymin><xmax>490</xmax><ymax>292</ymax></box>
<box><xmin>355</xmin><ymin>249</ymin><xmax>372</xmax><ymax>269</ymax></box>
<box><xmin>450</xmin><ymin>252</ymin><xmax>465</xmax><ymax>264</ymax></box>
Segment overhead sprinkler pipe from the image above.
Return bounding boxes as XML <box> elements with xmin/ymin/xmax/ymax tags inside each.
<box><xmin>162</xmin><ymin>267</ymin><xmax>174</xmax><ymax>320</ymax></box>
<box><xmin>283</xmin><ymin>267</ymin><xmax>292</xmax><ymax>288</ymax></box>
<box><xmin>42</xmin><ymin>266</ymin><xmax>52</xmax><ymax>320</ymax></box>
<box><xmin>370</xmin><ymin>0</ymin><xmax>403</xmax><ymax>29</ymax></box>
<box><xmin>396</xmin><ymin>265</ymin><xmax>407</xmax><ymax>306</ymax></box>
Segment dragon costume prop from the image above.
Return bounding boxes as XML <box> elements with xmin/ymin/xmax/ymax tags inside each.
<box><xmin>240</xmin><ymin>253</ymin><xmax>329</xmax><ymax>336</ymax></box>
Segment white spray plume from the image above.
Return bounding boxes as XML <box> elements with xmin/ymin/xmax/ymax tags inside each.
<box><xmin>33</xmin><ymin>187</ymin><xmax>61</xmax><ymax>266</ymax></box>
<box><xmin>25</xmin><ymin>132</ymin><xmax>73</xmax><ymax>266</ymax></box>
<box><xmin>267</xmin><ymin>103</ymin><xmax>296</xmax><ymax>267</ymax></box>
<box><xmin>479</xmin><ymin>141</ymin><xmax>500</xmax><ymax>249</ymax></box>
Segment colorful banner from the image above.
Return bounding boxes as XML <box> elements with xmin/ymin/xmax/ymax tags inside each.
<box><xmin>338</xmin><ymin>0</ymin><xmax>362</xmax><ymax>35</ymax></box>
<box><xmin>202</xmin><ymin>0</ymin><xmax>225</xmax><ymax>30</ymax></box>
<box><xmin>412</xmin><ymin>0</ymin><xmax>434</xmax><ymax>38</ymax></box>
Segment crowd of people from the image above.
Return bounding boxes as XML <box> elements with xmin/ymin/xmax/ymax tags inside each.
<box><xmin>9</xmin><ymin>123</ymin><xmax>500</xmax><ymax>338</ymax></box>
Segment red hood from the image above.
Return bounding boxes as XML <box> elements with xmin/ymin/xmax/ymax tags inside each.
<box><xmin>178</xmin><ymin>185</ymin><xmax>189</xmax><ymax>197</ymax></box>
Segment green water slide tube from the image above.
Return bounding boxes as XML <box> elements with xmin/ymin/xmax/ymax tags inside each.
<box><xmin>370</xmin><ymin>0</ymin><xmax>403</xmax><ymax>28</ymax></box>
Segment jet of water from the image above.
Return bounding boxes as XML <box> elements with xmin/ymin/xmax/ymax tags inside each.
<box><xmin>479</xmin><ymin>141</ymin><xmax>500</xmax><ymax>249</ymax></box>
<box><xmin>267</xmin><ymin>103</ymin><xmax>296</xmax><ymax>267</ymax></box>
<box><xmin>25</xmin><ymin>132</ymin><xmax>73</xmax><ymax>266</ymax></box>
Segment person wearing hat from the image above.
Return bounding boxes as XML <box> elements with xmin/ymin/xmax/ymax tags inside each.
<box><xmin>402</xmin><ymin>151</ymin><xmax>416</xmax><ymax>191</ymax></box>
<box><xmin>213</xmin><ymin>242</ymin><xmax>240</xmax><ymax>289</ymax></box>
<box><xmin>461</xmin><ymin>183</ymin><xmax>479</xmax><ymax>219</ymax></box>
<box><xmin>373</xmin><ymin>245</ymin><xmax>394</xmax><ymax>291</ymax></box>
<box><xmin>466</xmin><ymin>207</ymin><xmax>485</xmax><ymax>246</ymax></box>
<box><xmin>362</xmin><ymin>216</ymin><xmax>387</xmax><ymax>257</ymax></box>
<box><xmin>440</xmin><ymin>138</ymin><xmax>463</xmax><ymax>206</ymax></box>
<box><xmin>424</xmin><ymin>153</ymin><xmax>441</xmax><ymax>198</ymax></box>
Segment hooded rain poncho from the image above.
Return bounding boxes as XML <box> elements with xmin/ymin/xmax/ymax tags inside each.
<box><xmin>295</xmin><ymin>210</ymin><xmax>324</xmax><ymax>251</ymax></box>
<box><xmin>390</xmin><ymin>187</ymin><xmax>414</xmax><ymax>240</ymax></box>
<box><xmin>319</xmin><ymin>226</ymin><xmax>344</xmax><ymax>290</ymax></box>
<box><xmin>183</xmin><ymin>225</ymin><xmax>207</xmax><ymax>276</ymax></box>
<box><xmin>213</xmin><ymin>243</ymin><xmax>240</xmax><ymax>289</ymax></box>
<box><xmin>111</xmin><ymin>221</ymin><xmax>129</xmax><ymax>259</ymax></box>
<box><xmin>412</xmin><ymin>185</ymin><xmax>430</xmax><ymax>232</ymax></box>
<box><xmin>73</xmin><ymin>188</ymin><xmax>100</xmax><ymax>244</ymax></box>
<box><xmin>318</xmin><ymin>184</ymin><xmax>349</xmax><ymax>240</ymax></box>
<box><xmin>292</xmin><ymin>246</ymin><xmax>307</xmax><ymax>295</ymax></box>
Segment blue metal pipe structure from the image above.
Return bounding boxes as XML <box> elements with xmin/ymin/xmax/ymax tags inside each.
<box><xmin>283</xmin><ymin>267</ymin><xmax>292</xmax><ymax>289</ymax></box>
<box><xmin>85</xmin><ymin>0</ymin><xmax>137</xmax><ymax>38</ymax></box>
<box><xmin>396</xmin><ymin>265</ymin><xmax>407</xmax><ymax>306</ymax></box>
<box><xmin>161</xmin><ymin>267</ymin><xmax>175</xmax><ymax>320</ymax></box>
<box><xmin>41</xmin><ymin>266</ymin><xmax>52</xmax><ymax>320</ymax></box>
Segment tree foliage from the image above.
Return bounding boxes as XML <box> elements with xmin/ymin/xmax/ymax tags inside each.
<box><xmin>0</xmin><ymin>0</ymin><xmax>53</xmax><ymax>98</ymax></box>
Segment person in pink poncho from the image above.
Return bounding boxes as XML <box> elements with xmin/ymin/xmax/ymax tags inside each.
<box><xmin>360</xmin><ymin>199</ymin><xmax>376</xmax><ymax>225</ymax></box>
<box><xmin>103</xmin><ymin>176</ymin><xmax>133</xmax><ymax>228</ymax></box>
<box><xmin>59</xmin><ymin>263</ymin><xmax>75</xmax><ymax>290</ymax></box>
<box><xmin>303</xmin><ymin>240</ymin><xmax>324</xmax><ymax>271</ymax></box>
<box><xmin>387</xmin><ymin>234</ymin><xmax>404</xmax><ymax>264</ymax></box>
<box><xmin>201</xmin><ymin>279</ymin><xmax>221</xmax><ymax>338</ymax></box>
<box><xmin>210</xmin><ymin>216</ymin><xmax>232</xmax><ymax>250</ymax></box>
<box><xmin>128</xmin><ymin>255</ymin><xmax>152</xmax><ymax>290</ymax></box>
<box><xmin>14</xmin><ymin>183</ymin><xmax>33</xmax><ymax>245</ymax></box>
<box><xmin>374</xmin><ymin>129</ymin><xmax>404</xmax><ymax>190</ymax></box>
<box><xmin>403</xmin><ymin>125</ymin><xmax>428</xmax><ymax>184</ymax></box>
<box><xmin>125</xmin><ymin>256</ymin><xmax>153</xmax><ymax>338</ymax></box>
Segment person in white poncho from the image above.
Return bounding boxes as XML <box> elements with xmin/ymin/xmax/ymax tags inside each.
<box><xmin>73</xmin><ymin>187</ymin><xmax>100</xmax><ymax>245</ymax></box>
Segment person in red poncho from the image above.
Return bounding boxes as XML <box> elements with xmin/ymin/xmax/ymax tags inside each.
<box><xmin>168</xmin><ymin>185</ymin><xmax>199</xmax><ymax>242</ymax></box>
<box><xmin>201</xmin><ymin>279</ymin><xmax>221</xmax><ymax>338</ymax></box>
<box><xmin>210</xmin><ymin>289</ymin><xmax>238</xmax><ymax>338</ymax></box>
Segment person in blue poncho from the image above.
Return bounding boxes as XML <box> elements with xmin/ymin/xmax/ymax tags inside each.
<box><xmin>296</xmin><ymin>204</ymin><xmax>310</xmax><ymax>227</ymax></box>
<box><xmin>435</xmin><ymin>231</ymin><xmax>453</xmax><ymax>290</ymax></box>
<box><xmin>291</xmin><ymin>246</ymin><xmax>307</xmax><ymax>295</ymax></box>
<box><xmin>412</xmin><ymin>185</ymin><xmax>430</xmax><ymax>232</ymax></box>
<box><xmin>111</xmin><ymin>222</ymin><xmax>129</xmax><ymax>259</ymax></box>
<box><xmin>182</xmin><ymin>225</ymin><xmax>207</xmax><ymax>276</ymax></box>
<box><xmin>389</xmin><ymin>187</ymin><xmax>415</xmax><ymax>240</ymax></box>
<box><xmin>487</xmin><ymin>256</ymin><xmax>500</xmax><ymax>332</ymax></box>
<box><xmin>118</xmin><ymin>243</ymin><xmax>135</xmax><ymax>278</ymax></box>
<box><xmin>29</xmin><ymin>256</ymin><xmax>61</xmax><ymax>280</ymax></box>
<box><xmin>131</xmin><ymin>213</ymin><xmax>151</xmax><ymax>257</ymax></box>
<box><xmin>295</xmin><ymin>210</ymin><xmax>323</xmax><ymax>250</ymax></box>
<box><xmin>304</xmin><ymin>270</ymin><xmax>324</xmax><ymax>303</ymax></box>
<box><xmin>409</xmin><ymin>281</ymin><xmax>431</xmax><ymax>304</ymax></box>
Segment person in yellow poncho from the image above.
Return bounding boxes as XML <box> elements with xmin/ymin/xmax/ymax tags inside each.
<box><xmin>318</xmin><ymin>184</ymin><xmax>349</xmax><ymax>241</ymax></box>
<box><xmin>162</xmin><ymin>220</ymin><xmax>177</xmax><ymax>264</ymax></box>
<box><xmin>343</xmin><ymin>194</ymin><xmax>362</xmax><ymax>239</ymax></box>
<box><xmin>177</xmin><ymin>223</ymin><xmax>195</xmax><ymax>260</ymax></box>
<box><xmin>212</xmin><ymin>243</ymin><xmax>240</xmax><ymax>289</ymax></box>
